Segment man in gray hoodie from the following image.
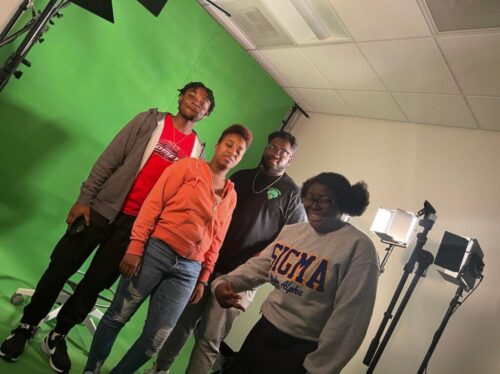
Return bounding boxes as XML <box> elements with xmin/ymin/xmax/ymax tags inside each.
<box><xmin>0</xmin><ymin>82</ymin><xmax>214</xmax><ymax>374</ymax></box>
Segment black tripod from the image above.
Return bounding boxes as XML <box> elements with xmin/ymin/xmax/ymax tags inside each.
<box><xmin>363</xmin><ymin>201</ymin><xmax>437</xmax><ymax>373</ymax></box>
<box><xmin>0</xmin><ymin>0</ymin><xmax>69</xmax><ymax>91</ymax></box>
<box><xmin>417</xmin><ymin>285</ymin><xmax>464</xmax><ymax>374</ymax></box>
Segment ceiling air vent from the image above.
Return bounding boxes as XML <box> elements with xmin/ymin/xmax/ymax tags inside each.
<box><xmin>223</xmin><ymin>0</ymin><xmax>294</xmax><ymax>47</ymax></box>
<box><xmin>425</xmin><ymin>0</ymin><xmax>500</xmax><ymax>32</ymax></box>
<box><xmin>206</xmin><ymin>0</ymin><xmax>350</xmax><ymax>48</ymax></box>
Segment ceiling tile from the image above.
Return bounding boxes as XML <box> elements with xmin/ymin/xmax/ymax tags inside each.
<box><xmin>467</xmin><ymin>96</ymin><xmax>500</xmax><ymax>131</ymax></box>
<box><xmin>359</xmin><ymin>38</ymin><xmax>460</xmax><ymax>94</ymax></box>
<box><xmin>259</xmin><ymin>48</ymin><xmax>330</xmax><ymax>88</ymax></box>
<box><xmin>284</xmin><ymin>87</ymin><xmax>312</xmax><ymax>111</ymax></box>
<box><xmin>247</xmin><ymin>50</ymin><xmax>290</xmax><ymax>87</ymax></box>
<box><xmin>337</xmin><ymin>90</ymin><xmax>407</xmax><ymax>121</ymax></box>
<box><xmin>393</xmin><ymin>93</ymin><xmax>477</xmax><ymax>128</ymax></box>
<box><xmin>438</xmin><ymin>34</ymin><xmax>500</xmax><ymax>96</ymax></box>
<box><xmin>301</xmin><ymin>44</ymin><xmax>385</xmax><ymax>91</ymax></box>
<box><xmin>329</xmin><ymin>0</ymin><xmax>431</xmax><ymax>41</ymax></box>
<box><xmin>292</xmin><ymin>88</ymin><xmax>353</xmax><ymax>115</ymax></box>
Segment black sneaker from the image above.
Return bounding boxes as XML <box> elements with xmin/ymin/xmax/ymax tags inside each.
<box><xmin>41</xmin><ymin>331</ymin><xmax>71</xmax><ymax>373</ymax></box>
<box><xmin>0</xmin><ymin>323</ymin><xmax>36</xmax><ymax>362</ymax></box>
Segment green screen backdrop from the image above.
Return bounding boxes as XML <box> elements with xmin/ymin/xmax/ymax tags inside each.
<box><xmin>0</xmin><ymin>1</ymin><xmax>292</xmax><ymax>372</ymax></box>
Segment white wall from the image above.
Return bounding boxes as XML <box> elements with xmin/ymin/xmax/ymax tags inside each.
<box><xmin>283</xmin><ymin>113</ymin><xmax>500</xmax><ymax>374</ymax></box>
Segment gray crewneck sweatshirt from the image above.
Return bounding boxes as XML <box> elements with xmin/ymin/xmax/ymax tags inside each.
<box><xmin>212</xmin><ymin>222</ymin><xmax>380</xmax><ymax>374</ymax></box>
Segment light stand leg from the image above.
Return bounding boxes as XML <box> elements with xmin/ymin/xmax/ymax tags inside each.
<box><xmin>363</xmin><ymin>268</ymin><xmax>410</xmax><ymax>365</ymax></box>
<box><xmin>0</xmin><ymin>0</ymin><xmax>64</xmax><ymax>91</ymax></box>
<box><xmin>366</xmin><ymin>250</ymin><xmax>434</xmax><ymax>373</ymax></box>
<box><xmin>417</xmin><ymin>286</ymin><xmax>464</xmax><ymax>374</ymax></box>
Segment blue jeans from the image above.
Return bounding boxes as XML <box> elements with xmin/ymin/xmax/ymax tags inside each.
<box><xmin>84</xmin><ymin>237</ymin><xmax>201</xmax><ymax>374</ymax></box>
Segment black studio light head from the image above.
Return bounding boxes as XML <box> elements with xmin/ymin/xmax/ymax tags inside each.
<box><xmin>434</xmin><ymin>231</ymin><xmax>485</xmax><ymax>291</ymax></box>
<box><xmin>70</xmin><ymin>0</ymin><xmax>169</xmax><ymax>23</ymax></box>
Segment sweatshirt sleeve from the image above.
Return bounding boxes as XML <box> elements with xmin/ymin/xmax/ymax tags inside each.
<box><xmin>303</xmin><ymin>241</ymin><xmax>379</xmax><ymax>374</ymax></box>
<box><xmin>126</xmin><ymin>159</ymin><xmax>189</xmax><ymax>256</ymax></box>
<box><xmin>198</xmin><ymin>190</ymin><xmax>237</xmax><ymax>283</ymax></box>
<box><xmin>212</xmin><ymin>250</ymin><xmax>272</xmax><ymax>294</ymax></box>
<box><xmin>77</xmin><ymin>111</ymin><xmax>151</xmax><ymax>206</ymax></box>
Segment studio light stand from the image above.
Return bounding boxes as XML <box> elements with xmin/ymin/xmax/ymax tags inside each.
<box><xmin>417</xmin><ymin>284</ymin><xmax>464</xmax><ymax>374</ymax></box>
<box><xmin>0</xmin><ymin>0</ymin><xmax>177</xmax><ymax>92</ymax></box>
<box><xmin>0</xmin><ymin>0</ymin><xmax>69</xmax><ymax>92</ymax></box>
<box><xmin>417</xmin><ymin>234</ymin><xmax>485</xmax><ymax>373</ymax></box>
<box><xmin>364</xmin><ymin>200</ymin><xmax>437</xmax><ymax>373</ymax></box>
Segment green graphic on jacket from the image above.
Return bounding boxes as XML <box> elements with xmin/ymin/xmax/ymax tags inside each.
<box><xmin>267</xmin><ymin>188</ymin><xmax>281</xmax><ymax>200</ymax></box>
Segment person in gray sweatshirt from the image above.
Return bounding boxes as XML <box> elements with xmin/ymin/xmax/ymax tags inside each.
<box><xmin>0</xmin><ymin>82</ymin><xmax>214</xmax><ymax>374</ymax></box>
<box><xmin>213</xmin><ymin>172</ymin><xmax>380</xmax><ymax>374</ymax></box>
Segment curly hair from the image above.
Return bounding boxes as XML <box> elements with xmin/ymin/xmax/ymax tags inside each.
<box><xmin>218</xmin><ymin>124</ymin><xmax>253</xmax><ymax>149</ymax></box>
<box><xmin>301</xmin><ymin>172</ymin><xmax>369</xmax><ymax>216</ymax></box>
<box><xmin>177</xmin><ymin>82</ymin><xmax>215</xmax><ymax>114</ymax></box>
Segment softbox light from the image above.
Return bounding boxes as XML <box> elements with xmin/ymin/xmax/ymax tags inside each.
<box><xmin>370</xmin><ymin>208</ymin><xmax>418</xmax><ymax>246</ymax></box>
<box><xmin>434</xmin><ymin>231</ymin><xmax>484</xmax><ymax>291</ymax></box>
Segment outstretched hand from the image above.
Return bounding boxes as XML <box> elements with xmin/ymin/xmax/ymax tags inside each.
<box><xmin>119</xmin><ymin>253</ymin><xmax>142</xmax><ymax>280</ymax></box>
<box><xmin>214</xmin><ymin>283</ymin><xmax>245</xmax><ymax>311</ymax></box>
<box><xmin>66</xmin><ymin>202</ymin><xmax>91</xmax><ymax>226</ymax></box>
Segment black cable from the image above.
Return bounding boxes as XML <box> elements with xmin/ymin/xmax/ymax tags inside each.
<box><xmin>452</xmin><ymin>275</ymin><xmax>484</xmax><ymax>314</ymax></box>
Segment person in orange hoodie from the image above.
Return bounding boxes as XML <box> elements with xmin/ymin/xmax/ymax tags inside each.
<box><xmin>83</xmin><ymin>124</ymin><xmax>253</xmax><ymax>374</ymax></box>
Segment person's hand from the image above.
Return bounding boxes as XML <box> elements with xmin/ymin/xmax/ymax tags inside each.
<box><xmin>119</xmin><ymin>253</ymin><xmax>142</xmax><ymax>280</ymax></box>
<box><xmin>214</xmin><ymin>283</ymin><xmax>245</xmax><ymax>311</ymax></box>
<box><xmin>66</xmin><ymin>202</ymin><xmax>91</xmax><ymax>226</ymax></box>
<box><xmin>189</xmin><ymin>282</ymin><xmax>205</xmax><ymax>304</ymax></box>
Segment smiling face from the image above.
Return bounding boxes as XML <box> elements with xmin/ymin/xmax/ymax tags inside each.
<box><xmin>178</xmin><ymin>87</ymin><xmax>211</xmax><ymax>122</ymax></box>
<box><xmin>303</xmin><ymin>182</ymin><xmax>343</xmax><ymax>234</ymax></box>
<box><xmin>261</xmin><ymin>137</ymin><xmax>293</xmax><ymax>175</ymax></box>
<box><xmin>214</xmin><ymin>133</ymin><xmax>247</xmax><ymax>171</ymax></box>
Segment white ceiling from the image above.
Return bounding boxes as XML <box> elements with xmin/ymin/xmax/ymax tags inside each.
<box><xmin>200</xmin><ymin>0</ymin><xmax>500</xmax><ymax>132</ymax></box>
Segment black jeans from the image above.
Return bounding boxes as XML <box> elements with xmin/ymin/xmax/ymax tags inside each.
<box><xmin>227</xmin><ymin>316</ymin><xmax>318</xmax><ymax>374</ymax></box>
<box><xmin>21</xmin><ymin>209</ymin><xmax>135</xmax><ymax>335</ymax></box>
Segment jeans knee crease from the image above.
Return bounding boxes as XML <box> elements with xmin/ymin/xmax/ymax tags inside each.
<box><xmin>112</xmin><ymin>283</ymin><xmax>143</xmax><ymax>323</ymax></box>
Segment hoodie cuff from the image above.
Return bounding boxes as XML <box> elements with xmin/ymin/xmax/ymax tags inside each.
<box><xmin>126</xmin><ymin>240</ymin><xmax>145</xmax><ymax>257</ymax></box>
<box><xmin>198</xmin><ymin>268</ymin><xmax>211</xmax><ymax>284</ymax></box>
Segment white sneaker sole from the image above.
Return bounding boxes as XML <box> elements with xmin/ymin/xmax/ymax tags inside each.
<box><xmin>40</xmin><ymin>337</ymin><xmax>66</xmax><ymax>373</ymax></box>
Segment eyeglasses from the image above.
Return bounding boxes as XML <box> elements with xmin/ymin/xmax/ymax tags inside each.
<box><xmin>265</xmin><ymin>144</ymin><xmax>290</xmax><ymax>157</ymax></box>
<box><xmin>302</xmin><ymin>194</ymin><xmax>335</xmax><ymax>209</ymax></box>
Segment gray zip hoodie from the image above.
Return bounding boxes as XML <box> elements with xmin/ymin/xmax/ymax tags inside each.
<box><xmin>76</xmin><ymin>109</ymin><xmax>205</xmax><ymax>221</ymax></box>
<box><xmin>213</xmin><ymin>222</ymin><xmax>379</xmax><ymax>374</ymax></box>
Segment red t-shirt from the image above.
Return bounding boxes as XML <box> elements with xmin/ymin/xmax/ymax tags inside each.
<box><xmin>122</xmin><ymin>114</ymin><xmax>196</xmax><ymax>216</ymax></box>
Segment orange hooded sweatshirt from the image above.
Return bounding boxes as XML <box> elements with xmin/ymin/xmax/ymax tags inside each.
<box><xmin>126</xmin><ymin>157</ymin><xmax>236</xmax><ymax>282</ymax></box>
